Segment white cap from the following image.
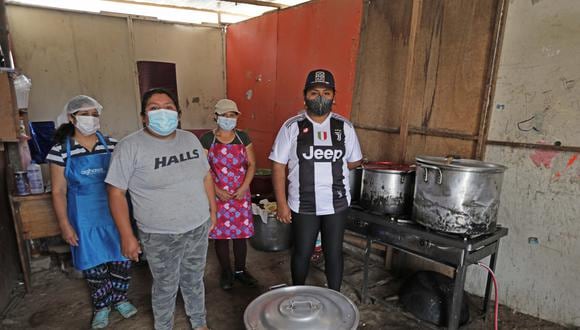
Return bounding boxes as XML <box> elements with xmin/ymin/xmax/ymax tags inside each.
<box><xmin>215</xmin><ymin>99</ymin><xmax>240</xmax><ymax>115</ymax></box>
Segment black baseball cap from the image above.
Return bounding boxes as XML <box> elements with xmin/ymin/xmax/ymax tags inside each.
<box><xmin>304</xmin><ymin>69</ymin><xmax>335</xmax><ymax>92</ymax></box>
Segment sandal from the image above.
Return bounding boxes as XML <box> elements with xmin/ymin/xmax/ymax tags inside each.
<box><xmin>91</xmin><ymin>307</ymin><xmax>110</xmax><ymax>329</ymax></box>
<box><xmin>114</xmin><ymin>301</ymin><xmax>138</xmax><ymax>319</ymax></box>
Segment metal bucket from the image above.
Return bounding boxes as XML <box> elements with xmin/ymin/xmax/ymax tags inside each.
<box><xmin>250</xmin><ymin>214</ymin><xmax>292</xmax><ymax>252</ymax></box>
<box><xmin>413</xmin><ymin>156</ymin><xmax>507</xmax><ymax>236</ymax></box>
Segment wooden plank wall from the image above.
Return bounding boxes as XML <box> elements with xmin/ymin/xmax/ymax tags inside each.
<box><xmin>0</xmin><ymin>72</ymin><xmax>18</xmax><ymax>141</ymax></box>
<box><xmin>0</xmin><ymin>149</ymin><xmax>20</xmax><ymax>312</ymax></box>
<box><xmin>351</xmin><ymin>0</ymin><xmax>507</xmax><ymax>163</ymax></box>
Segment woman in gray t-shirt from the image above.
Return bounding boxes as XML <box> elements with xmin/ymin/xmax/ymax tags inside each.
<box><xmin>106</xmin><ymin>88</ymin><xmax>217</xmax><ymax>330</ymax></box>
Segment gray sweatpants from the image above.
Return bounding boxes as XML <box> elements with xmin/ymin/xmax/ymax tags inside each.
<box><xmin>140</xmin><ymin>220</ymin><xmax>210</xmax><ymax>330</ymax></box>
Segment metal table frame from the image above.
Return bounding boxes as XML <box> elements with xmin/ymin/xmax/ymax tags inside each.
<box><xmin>347</xmin><ymin>208</ymin><xmax>508</xmax><ymax>330</ymax></box>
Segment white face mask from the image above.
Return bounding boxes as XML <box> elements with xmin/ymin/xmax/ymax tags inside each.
<box><xmin>74</xmin><ymin>115</ymin><xmax>100</xmax><ymax>136</ymax></box>
<box><xmin>217</xmin><ymin>116</ymin><xmax>237</xmax><ymax>131</ymax></box>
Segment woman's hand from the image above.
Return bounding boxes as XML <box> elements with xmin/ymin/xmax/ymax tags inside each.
<box><xmin>121</xmin><ymin>235</ymin><xmax>142</xmax><ymax>262</ymax></box>
<box><xmin>233</xmin><ymin>184</ymin><xmax>249</xmax><ymax>200</ymax></box>
<box><xmin>61</xmin><ymin>223</ymin><xmax>79</xmax><ymax>246</ymax></box>
<box><xmin>276</xmin><ymin>202</ymin><xmax>292</xmax><ymax>224</ymax></box>
<box><xmin>209</xmin><ymin>212</ymin><xmax>217</xmax><ymax>232</ymax></box>
<box><xmin>215</xmin><ymin>187</ymin><xmax>232</xmax><ymax>201</ymax></box>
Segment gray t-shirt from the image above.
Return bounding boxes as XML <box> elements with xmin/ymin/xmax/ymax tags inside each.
<box><xmin>105</xmin><ymin>129</ymin><xmax>210</xmax><ymax>234</ymax></box>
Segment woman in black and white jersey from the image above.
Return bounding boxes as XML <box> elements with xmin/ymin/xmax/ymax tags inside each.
<box><xmin>48</xmin><ymin>95</ymin><xmax>136</xmax><ymax>329</ymax></box>
<box><xmin>269</xmin><ymin>69</ymin><xmax>363</xmax><ymax>291</ymax></box>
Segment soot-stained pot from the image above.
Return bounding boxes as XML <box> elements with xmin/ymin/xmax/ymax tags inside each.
<box><xmin>413</xmin><ymin>156</ymin><xmax>507</xmax><ymax>236</ymax></box>
<box><xmin>359</xmin><ymin>163</ymin><xmax>416</xmax><ymax>217</ymax></box>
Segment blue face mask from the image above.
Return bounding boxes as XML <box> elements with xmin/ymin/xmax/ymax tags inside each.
<box><xmin>217</xmin><ymin>116</ymin><xmax>237</xmax><ymax>131</ymax></box>
<box><xmin>148</xmin><ymin>109</ymin><xmax>178</xmax><ymax>136</ymax></box>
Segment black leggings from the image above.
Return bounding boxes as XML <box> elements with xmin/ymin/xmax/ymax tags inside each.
<box><xmin>291</xmin><ymin>210</ymin><xmax>347</xmax><ymax>291</ymax></box>
<box><xmin>214</xmin><ymin>239</ymin><xmax>248</xmax><ymax>273</ymax></box>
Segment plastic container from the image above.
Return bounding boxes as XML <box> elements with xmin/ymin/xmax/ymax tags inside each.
<box><xmin>14</xmin><ymin>171</ymin><xmax>30</xmax><ymax>195</ymax></box>
<box><xmin>13</xmin><ymin>74</ymin><xmax>32</xmax><ymax>109</ymax></box>
<box><xmin>27</xmin><ymin>162</ymin><xmax>44</xmax><ymax>194</ymax></box>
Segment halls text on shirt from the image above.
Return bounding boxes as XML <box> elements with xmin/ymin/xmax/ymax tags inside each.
<box><xmin>154</xmin><ymin>149</ymin><xmax>201</xmax><ymax>169</ymax></box>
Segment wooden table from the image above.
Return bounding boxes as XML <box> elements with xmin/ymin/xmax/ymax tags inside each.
<box><xmin>9</xmin><ymin>193</ymin><xmax>61</xmax><ymax>292</ymax></box>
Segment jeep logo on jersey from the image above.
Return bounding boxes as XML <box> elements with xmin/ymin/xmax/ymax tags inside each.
<box><xmin>301</xmin><ymin>146</ymin><xmax>343</xmax><ymax>162</ymax></box>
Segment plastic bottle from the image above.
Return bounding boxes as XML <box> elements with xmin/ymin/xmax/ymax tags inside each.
<box><xmin>27</xmin><ymin>162</ymin><xmax>44</xmax><ymax>194</ymax></box>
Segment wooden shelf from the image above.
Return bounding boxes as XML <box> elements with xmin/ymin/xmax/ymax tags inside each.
<box><xmin>10</xmin><ymin>192</ymin><xmax>52</xmax><ymax>202</ymax></box>
<box><xmin>9</xmin><ymin>192</ymin><xmax>60</xmax><ymax>292</ymax></box>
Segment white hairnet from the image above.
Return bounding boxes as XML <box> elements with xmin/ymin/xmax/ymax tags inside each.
<box><xmin>55</xmin><ymin>95</ymin><xmax>103</xmax><ymax>127</ymax></box>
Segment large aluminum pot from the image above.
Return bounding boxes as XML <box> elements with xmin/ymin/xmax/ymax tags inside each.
<box><xmin>244</xmin><ymin>285</ymin><xmax>359</xmax><ymax>330</ymax></box>
<box><xmin>360</xmin><ymin>163</ymin><xmax>416</xmax><ymax>217</ymax></box>
<box><xmin>250</xmin><ymin>214</ymin><xmax>292</xmax><ymax>252</ymax></box>
<box><xmin>413</xmin><ymin>156</ymin><xmax>507</xmax><ymax>236</ymax></box>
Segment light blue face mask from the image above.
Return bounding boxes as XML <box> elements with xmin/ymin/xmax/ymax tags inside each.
<box><xmin>148</xmin><ymin>109</ymin><xmax>178</xmax><ymax>136</ymax></box>
<box><xmin>217</xmin><ymin>116</ymin><xmax>237</xmax><ymax>131</ymax></box>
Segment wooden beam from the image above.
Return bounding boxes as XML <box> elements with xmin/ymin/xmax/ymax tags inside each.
<box><xmin>398</xmin><ymin>0</ymin><xmax>423</xmax><ymax>163</ymax></box>
<box><xmin>475</xmin><ymin>0</ymin><xmax>510</xmax><ymax>160</ymax></box>
<box><xmin>0</xmin><ymin>0</ymin><xmax>12</xmax><ymax>69</ymax></box>
<box><xmin>355</xmin><ymin>123</ymin><xmax>477</xmax><ymax>141</ymax></box>
<box><xmin>353</xmin><ymin>123</ymin><xmax>400</xmax><ymax>134</ymax></box>
<box><xmin>408</xmin><ymin>126</ymin><xmax>478</xmax><ymax>141</ymax></box>
<box><xmin>220</xmin><ymin>0</ymin><xmax>286</xmax><ymax>9</ymax></box>
<box><xmin>486</xmin><ymin>140</ymin><xmax>580</xmax><ymax>153</ymax></box>
<box><xmin>107</xmin><ymin>0</ymin><xmax>252</xmax><ymax>17</ymax></box>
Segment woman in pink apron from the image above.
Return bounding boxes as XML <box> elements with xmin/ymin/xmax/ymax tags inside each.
<box><xmin>200</xmin><ymin>99</ymin><xmax>257</xmax><ymax>290</ymax></box>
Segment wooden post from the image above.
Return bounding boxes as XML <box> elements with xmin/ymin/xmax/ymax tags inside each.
<box><xmin>398</xmin><ymin>0</ymin><xmax>423</xmax><ymax>163</ymax></box>
<box><xmin>475</xmin><ymin>0</ymin><xmax>510</xmax><ymax>160</ymax></box>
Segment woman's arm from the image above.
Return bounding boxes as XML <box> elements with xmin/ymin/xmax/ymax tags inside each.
<box><xmin>347</xmin><ymin>159</ymin><xmax>363</xmax><ymax>170</ymax></box>
<box><xmin>203</xmin><ymin>147</ymin><xmax>232</xmax><ymax>201</ymax></box>
<box><xmin>108</xmin><ymin>185</ymin><xmax>141</xmax><ymax>261</ymax></box>
<box><xmin>233</xmin><ymin>144</ymin><xmax>256</xmax><ymax>199</ymax></box>
<box><xmin>204</xmin><ymin>172</ymin><xmax>218</xmax><ymax>231</ymax></box>
<box><xmin>50</xmin><ymin>164</ymin><xmax>78</xmax><ymax>246</ymax></box>
<box><xmin>272</xmin><ymin>161</ymin><xmax>292</xmax><ymax>223</ymax></box>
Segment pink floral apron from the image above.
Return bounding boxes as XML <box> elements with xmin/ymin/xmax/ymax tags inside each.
<box><xmin>208</xmin><ymin>131</ymin><xmax>254</xmax><ymax>239</ymax></box>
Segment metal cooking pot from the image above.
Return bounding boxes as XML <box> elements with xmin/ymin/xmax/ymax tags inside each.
<box><xmin>250</xmin><ymin>214</ymin><xmax>292</xmax><ymax>252</ymax></box>
<box><xmin>413</xmin><ymin>156</ymin><xmax>507</xmax><ymax>236</ymax></box>
<box><xmin>244</xmin><ymin>285</ymin><xmax>359</xmax><ymax>330</ymax></box>
<box><xmin>360</xmin><ymin>163</ymin><xmax>416</xmax><ymax>217</ymax></box>
<box><xmin>348</xmin><ymin>167</ymin><xmax>363</xmax><ymax>204</ymax></box>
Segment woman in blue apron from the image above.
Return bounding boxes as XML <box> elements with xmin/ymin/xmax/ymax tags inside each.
<box><xmin>48</xmin><ymin>95</ymin><xmax>137</xmax><ymax>329</ymax></box>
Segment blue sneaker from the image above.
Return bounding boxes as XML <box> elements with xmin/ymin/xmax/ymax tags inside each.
<box><xmin>91</xmin><ymin>307</ymin><xmax>110</xmax><ymax>329</ymax></box>
<box><xmin>114</xmin><ymin>301</ymin><xmax>138</xmax><ymax>319</ymax></box>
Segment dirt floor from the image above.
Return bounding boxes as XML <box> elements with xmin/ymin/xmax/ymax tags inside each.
<box><xmin>0</xmin><ymin>239</ymin><xmax>569</xmax><ymax>330</ymax></box>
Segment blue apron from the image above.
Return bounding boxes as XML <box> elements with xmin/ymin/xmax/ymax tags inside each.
<box><xmin>65</xmin><ymin>132</ymin><xmax>126</xmax><ymax>270</ymax></box>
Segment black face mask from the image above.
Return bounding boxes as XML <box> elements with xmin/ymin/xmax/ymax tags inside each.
<box><xmin>305</xmin><ymin>95</ymin><xmax>333</xmax><ymax>116</ymax></box>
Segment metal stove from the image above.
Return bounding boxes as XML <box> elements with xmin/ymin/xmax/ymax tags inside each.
<box><xmin>346</xmin><ymin>205</ymin><xmax>508</xmax><ymax>330</ymax></box>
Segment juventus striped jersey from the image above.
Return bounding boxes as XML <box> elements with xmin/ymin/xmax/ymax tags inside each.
<box><xmin>269</xmin><ymin>112</ymin><xmax>363</xmax><ymax>215</ymax></box>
